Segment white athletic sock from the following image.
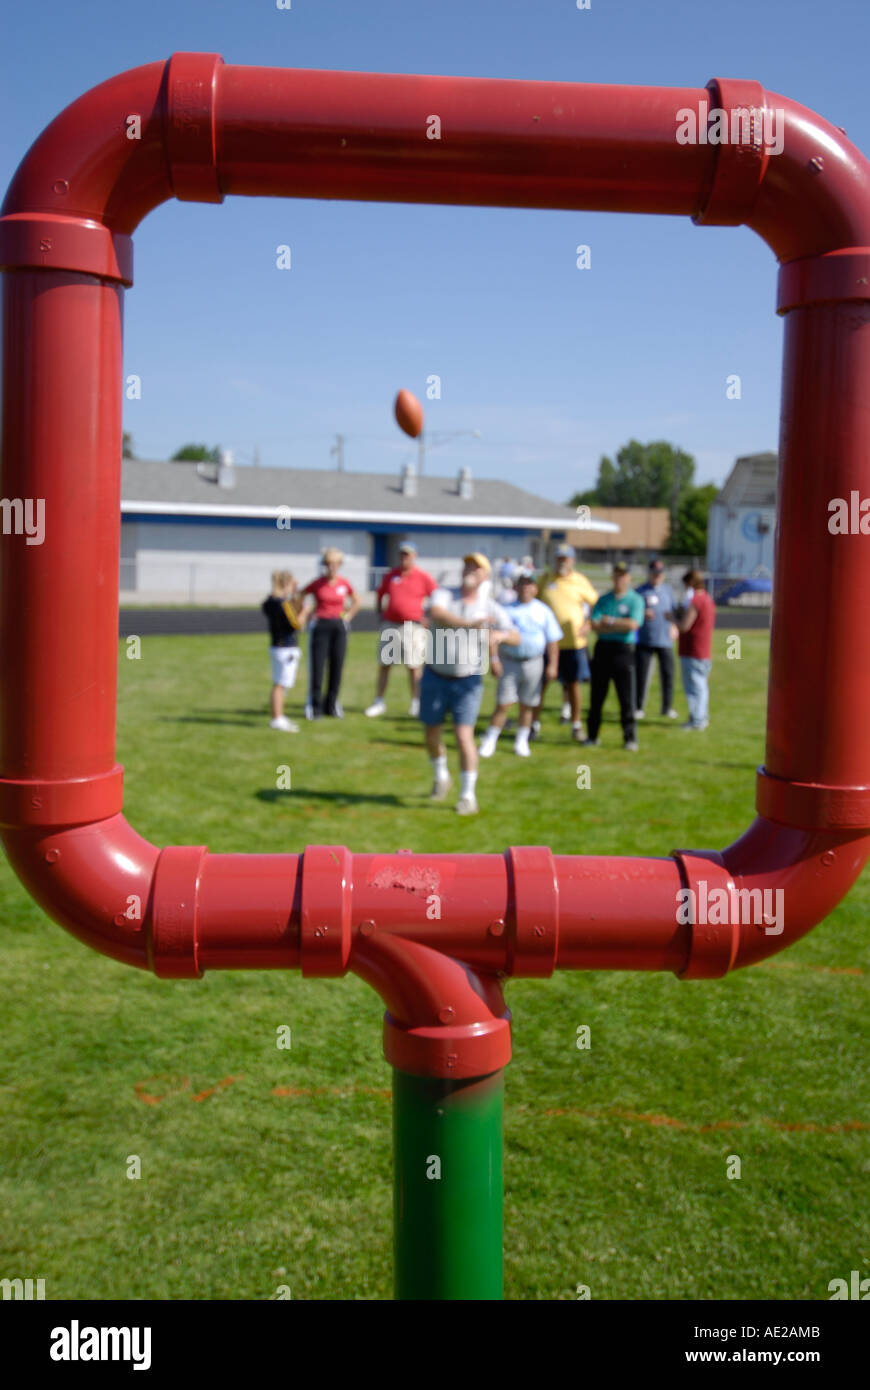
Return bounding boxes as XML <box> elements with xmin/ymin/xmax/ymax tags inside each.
<box><xmin>484</xmin><ymin>725</ymin><xmax>502</xmax><ymax>743</ymax></box>
<box><xmin>515</xmin><ymin>725</ymin><xmax>531</xmax><ymax>745</ymax></box>
<box><xmin>431</xmin><ymin>755</ymin><xmax>449</xmax><ymax>780</ymax></box>
<box><xmin>460</xmin><ymin>770</ymin><xmax>478</xmax><ymax>798</ymax></box>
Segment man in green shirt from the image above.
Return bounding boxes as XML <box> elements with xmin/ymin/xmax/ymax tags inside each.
<box><xmin>584</xmin><ymin>562</ymin><xmax>645</xmax><ymax>750</ymax></box>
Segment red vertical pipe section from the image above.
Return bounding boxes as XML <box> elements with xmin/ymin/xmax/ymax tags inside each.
<box><xmin>0</xmin><ymin>270</ymin><xmax>124</xmax><ymax>783</ymax></box>
<box><xmin>756</xmin><ymin>246</ymin><xmax>870</xmax><ymax>833</ymax></box>
<box><xmin>765</xmin><ymin>300</ymin><xmax>870</xmax><ymax>792</ymax></box>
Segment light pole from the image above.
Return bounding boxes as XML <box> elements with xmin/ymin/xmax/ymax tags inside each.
<box><xmin>417</xmin><ymin>428</ymin><xmax>481</xmax><ymax>475</ymax></box>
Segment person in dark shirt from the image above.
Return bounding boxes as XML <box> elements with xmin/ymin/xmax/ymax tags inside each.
<box><xmin>261</xmin><ymin>570</ymin><xmax>302</xmax><ymax>732</ymax></box>
<box><xmin>585</xmin><ymin>562</ymin><xmax>645</xmax><ymax>750</ymax></box>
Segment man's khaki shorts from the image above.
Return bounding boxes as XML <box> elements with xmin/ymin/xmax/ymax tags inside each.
<box><xmin>379</xmin><ymin>620</ymin><xmax>428</xmax><ymax>668</ymax></box>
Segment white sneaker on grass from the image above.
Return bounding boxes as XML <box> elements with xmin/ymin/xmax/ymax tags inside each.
<box><xmin>560</xmin><ymin>701</ymin><xmax>571</xmax><ymax>723</ymax></box>
<box><xmin>455</xmin><ymin>794</ymin><xmax>479</xmax><ymax>816</ymax></box>
<box><xmin>529</xmin><ymin>720</ymin><xmax>542</xmax><ymax>741</ymax></box>
<box><xmin>269</xmin><ymin>716</ymin><xmax>298</xmax><ymax>732</ymax></box>
<box><xmin>665</xmin><ymin>708</ymin><xmax>679</xmax><ymax>719</ymax></box>
<box><xmin>514</xmin><ymin>740</ymin><xmax>531</xmax><ymax>758</ymax></box>
<box><xmin>479</xmin><ymin>735</ymin><xmax>498</xmax><ymax>759</ymax></box>
<box><xmin>635</xmin><ymin>709</ymin><xmax>645</xmax><ymax>719</ymax></box>
<box><xmin>365</xmin><ymin>698</ymin><xmax>386</xmax><ymax>717</ymax></box>
<box><xmin>430</xmin><ymin>774</ymin><xmax>453</xmax><ymax>802</ymax></box>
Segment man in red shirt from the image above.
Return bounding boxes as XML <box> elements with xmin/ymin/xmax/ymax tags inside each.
<box><xmin>677</xmin><ymin>568</ymin><xmax>715</xmax><ymax>731</ymax></box>
<box><xmin>365</xmin><ymin>543</ymin><xmax>437</xmax><ymax>718</ymax></box>
<box><xmin>300</xmin><ymin>547</ymin><xmax>360</xmax><ymax>718</ymax></box>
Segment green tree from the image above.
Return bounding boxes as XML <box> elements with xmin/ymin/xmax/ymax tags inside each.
<box><xmin>666</xmin><ymin>483</ymin><xmax>719</xmax><ymax>556</ymax></box>
<box><xmin>171</xmin><ymin>444</ymin><xmax>221</xmax><ymax>462</ymax></box>
<box><xmin>569</xmin><ymin>440</ymin><xmax>696</xmax><ymax>527</ymax></box>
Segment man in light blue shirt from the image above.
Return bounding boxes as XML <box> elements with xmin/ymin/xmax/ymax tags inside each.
<box><xmin>634</xmin><ymin>558</ymin><xmax>678</xmax><ymax>720</ymax></box>
<box><xmin>479</xmin><ymin>571</ymin><xmax>562</xmax><ymax>758</ymax></box>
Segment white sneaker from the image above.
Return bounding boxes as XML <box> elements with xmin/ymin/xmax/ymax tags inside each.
<box><xmin>455</xmin><ymin>794</ymin><xmax>479</xmax><ymax>816</ymax></box>
<box><xmin>514</xmin><ymin>740</ymin><xmax>531</xmax><ymax>758</ymax></box>
<box><xmin>479</xmin><ymin>735</ymin><xmax>498</xmax><ymax>759</ymax></box>
<box><xmin>665</xmin><ymin>709</ymin><xmax>679</xmax><ymax>719</ymax></box>
<box><xmin>635</xmin><ymin>709</ymin><xmax>645</xmax><ymax>719</ymax></box>
<box><xmin>269</xmin><ymin>716</ymin><xmax>298</xmax><ymax>732</ymax></box>
<box><xmin>560</xmin><ymin>701</ymin><xmax>571</xmax><ymax>723</ymax></box>
<box><xmin>530</xmin><ymin>720</ymin><xmax>542</xmax><ymax>741</ymax></box>
<box><xmin>365</xmin><ymin>698</ymin><xmax>386</xmax><ymax>717</ymax></box>
<box><xmin>409</xmin><ymin>697</ymin><xmax>420</xmax><ymax>717</ymax></box>
<box><xmin>430</xmin><ymin>774</ymin><xmax>453</xmax><ymax>802</ymax></box>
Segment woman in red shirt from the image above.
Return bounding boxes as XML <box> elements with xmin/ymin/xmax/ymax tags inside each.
<box><xmin>677</xmin><ymin>568</ymin><xmax>715</xmax><ymax>731</ymax></box>
<box><xmin>300</xmin><ymin>548</ymin><xmax>360</xmax><ymax>718</ymax></box>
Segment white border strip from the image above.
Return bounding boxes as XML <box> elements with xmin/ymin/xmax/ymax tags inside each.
<box><xmin>120</xmin><ymin>499</ymin><xmax>620</xmax><ymax>532</ymax></box>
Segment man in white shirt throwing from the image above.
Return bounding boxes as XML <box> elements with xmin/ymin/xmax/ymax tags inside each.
<box><xmin>420</xmin><ymin>553</ymin><xmax>519</xmax><ymax>815</ymax></box>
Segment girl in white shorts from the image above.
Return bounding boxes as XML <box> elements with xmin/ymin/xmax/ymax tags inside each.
<box><xmin>261</xmin><ymin>570</ymin><xmax>302</xmax><ymax>731</ymax></box>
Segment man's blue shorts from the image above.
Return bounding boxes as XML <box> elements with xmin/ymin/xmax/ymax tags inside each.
<box><xmin>419</xmin><ymin>668</ymin><xmax>484</xmax><ymax>728</ymax></box>
<box><xmin>558</xmin><ymin>647</ymin><xmax>591</xmax><ymax>685</ymax></box>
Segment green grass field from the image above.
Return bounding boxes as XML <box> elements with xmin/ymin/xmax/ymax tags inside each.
<box><xmin>1</xmin><ymin>629</ymin><xmax>868</xmax><ymax>1300</ymax></box>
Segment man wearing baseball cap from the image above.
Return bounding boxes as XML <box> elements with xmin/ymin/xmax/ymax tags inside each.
<box><xmin>366</xmin><ymin>542</ymin><xmax>437</xmax><ymax>718</ymax></box>
<box><xmin>634</xmin><ymin>558</ymin><xmax>679</xmax><ymax>720</ymax></box>
<box><xmin>534</xmin><ymin>543</ymin><xmax>599</xmax><ymax>742</ymax></box>
<box><xmin>585</xmin><ymin>561</ymin><xmax>645</xmax><ymax>750</ymax></box>
<box><xmin>420</xmin><ymin>553</ymin><xmax>519</xmax><ymax>814</ymax></box>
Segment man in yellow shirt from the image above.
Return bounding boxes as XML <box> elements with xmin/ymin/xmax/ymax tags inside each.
<box><xmin>533</xmin><ymin>544</ymin><xmax>599</xmax><ymax>742</ymax></box>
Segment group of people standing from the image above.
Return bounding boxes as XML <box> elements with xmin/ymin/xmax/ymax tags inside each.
<box><xmin>261</xmin><ymin>547</ymin><xmax>359</xmax><ymax>730</ymax></box>
<box><xmin>579</xmin><ymin>554</ymin><xmax>715</xmax><ymax>750</ymax></box>
<box><xmin>261</xmin><ymin>541</ymin><xmax>715</xmax><ymax>814</ymax></box>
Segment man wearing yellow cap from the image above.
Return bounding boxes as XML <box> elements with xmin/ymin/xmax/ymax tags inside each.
<box><xmin>420</xmin><ymin>553</ymin><xmax>520</xmax><ymax>815</ymax></box>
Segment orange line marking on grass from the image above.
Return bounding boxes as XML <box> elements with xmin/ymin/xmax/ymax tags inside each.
<box><xmin>191</xmin><ymin>1075</ymin><xmax>244</xmax><ymax>1102</ymax></box>
<box><xmin>761</xmin><ymin>960</ymin><xmax>864</xmax><ymax>976</ymax></box>
<box><xmin>133</xmin><ymin>1075</ymin><xmax>190</xmax><ymax>1105</ymax></box>
<box><xmin>134</xmin><ymin>1074</ymin><xmax>243</xmax><ymax>1104</ymax></box>
<box><xmin>543</xmin><ymin>1105</ymin><xmax>870</xmax><ymax>1134</ymax></box>
<box><xmin>271</xmin><ymin>1084</ymin><xmax>391</xmax><ymax>1100</ymax></box>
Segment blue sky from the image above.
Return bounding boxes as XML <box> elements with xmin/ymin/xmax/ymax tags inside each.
<box><xmin>2</xmin><ymin>0</ymin><xmax>868</xmax><ymax>504</ymax></box>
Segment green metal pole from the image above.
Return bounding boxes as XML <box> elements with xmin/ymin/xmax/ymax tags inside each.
<box><xmin>393</xmin><ymin>1067</ymin><xmax>504</xmax><ymax>1300</ymax></box>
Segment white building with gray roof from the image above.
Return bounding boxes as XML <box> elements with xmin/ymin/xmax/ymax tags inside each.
<box><xmin>706</xmin><ymin>452</ymin><xmax>777</xmax><ymax>578</ymax></box>
<box><xmin>120</xmin><ymin>456</ymin><xmax>618</xmax><ymax>602</ymax></box>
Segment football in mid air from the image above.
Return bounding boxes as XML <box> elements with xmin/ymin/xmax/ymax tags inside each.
<box><xmin>394</xmin><ymin>389</ymin><xmax>424</xmax><ymax>439</ymax></box>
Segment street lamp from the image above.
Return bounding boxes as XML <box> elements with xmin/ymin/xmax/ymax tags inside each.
<box><xmin>417</xmin><ymin>428</ymin><xmax>482</xmax><ymax>476</ymax></box>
